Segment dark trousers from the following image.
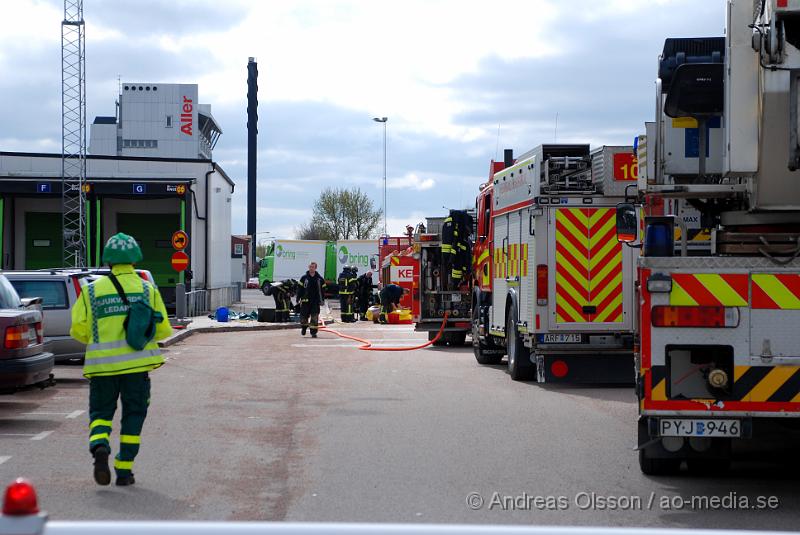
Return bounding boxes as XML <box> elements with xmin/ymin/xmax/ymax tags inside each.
<box><xmin>300</xmin><ymin>301</ymin><xmax>321</xmax><ymax>334</ymax></box>
<box><xmin>339</xmin><ymin>294</ymin><xmax>355</xmax><ymax>322</ymax></box>
<box><xmin>274</xmin><ymin>292</ymin><xmax>290</xmax><ymax>322</ymax></box>
<box><xmin>89</xmin><ymin>372</ymin><xmax>150</xmax><ymax>476</ymax></box>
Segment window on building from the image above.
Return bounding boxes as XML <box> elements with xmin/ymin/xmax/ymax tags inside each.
<box><xmin>234</xmin><ymin>243</ymin><xmax>244</xmax><ymax>256</ymax></box>
<box><xmin>166</xmin><ymin>115</ymin><xmax>172</xmax><ymax>128</ymax></box>
<box><xmin>123</xmin><ymin>139</ymin><xmax>131</xmax><ymax>148</ymax></box>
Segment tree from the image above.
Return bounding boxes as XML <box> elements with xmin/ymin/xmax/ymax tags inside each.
<box><xmin>298</xmin><ymin>187</ymin><xmax>382</xmax><ymax>240</ymax></box>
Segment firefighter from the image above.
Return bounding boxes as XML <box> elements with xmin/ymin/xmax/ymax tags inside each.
<box><xmin>346</xmin><ymin>267</ymin><xmax>359</xmax><ymax>322</ymax></box>
<box><xmin>379</xmin><ymin>283</ymin><xmax>409</xmax><ymax>324</ymax></box>
<box><xmin>337</xmin><ymin>266</ymin><xmax>357</xmax><ymax>323</ymax></box>
<box><xmin>443</xmin><ymin>210</ymin><xmax>473</xmax><ymax>287</ymax></box>
<box><xmin>69</xmin><ymin>233</ymin><xmax>172</xmax><ymax>487</ymax></box>
<box><xmin>440</xmin><ymin>213</ymin><xmax>456</xmax><ymax>289</ymax></box>
<box><xmin>356</xmin><ymin>271</ymin><xmax>374</xmax><ymax>321</ymax></box>
<box><xmin>298</xmin><ymin>262</ymin><xmax>326</xmax><ymax>337</ymax></box>
<box><xmin>267</xmin><ymin>280</ymin><xmax>294</xmax><ymax>322</ymax></box>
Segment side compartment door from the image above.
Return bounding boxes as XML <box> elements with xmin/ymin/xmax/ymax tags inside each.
<box><xmin>518</xmin><ymin>209</ymin><xmax>534</xmax><ymax>331</ymax></box>
<box><xmin>491</xmin><ymin>215</ymin><xmax>509</xmax><ymax>333</ymax></box>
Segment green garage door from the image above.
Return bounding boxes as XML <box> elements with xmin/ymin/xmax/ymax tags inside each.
<box><xmin>25</xmin><ymin>212</ymin><xmax>63</xmax><ymax>269</ymax></box>
<box><xmin>117</xmin><ymin>213</ymin><xmax>180</xmax><ymax>288</ymax></box>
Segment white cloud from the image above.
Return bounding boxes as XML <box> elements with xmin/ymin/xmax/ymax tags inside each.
<box><xmin>387</xmin><ymin>172</ymin><xmax>434</xmax><ymax>191</ymax></box>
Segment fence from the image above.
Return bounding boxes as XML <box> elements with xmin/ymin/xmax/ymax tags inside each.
<box><xmin>184</xmin><ymin>284</ymin><xmax>242</xmax><ymax>317</ymax></box>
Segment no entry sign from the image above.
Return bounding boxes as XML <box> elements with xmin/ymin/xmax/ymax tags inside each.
<box><xmin>171</xmin><ymin>251</ymin><xmax>190</xmax><ymax>272</ymax></box>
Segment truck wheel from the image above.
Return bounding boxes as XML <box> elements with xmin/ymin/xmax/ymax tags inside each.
<box><xmin>506</xmin><ymin>306</ymin><xmax>535</xmax><ymax>381</ymax></box>
<box><xmin>473</xmin><ymin>307</ymin><xmax>502</xmax><ymax>364</ymax></box>
<box><xmin>639</xmin><ymin>448</ymin><xmax>681</xmax><ymax>475</ymax></box>
<box><xmin>450</xmin><ymin>331</ymin><xmax>467</xmax><ymax>346</ymax></box>
<box><xmin>428</xmin><ymin>331</ymin><xmax>446</xmax><ymax>346</ymax></box>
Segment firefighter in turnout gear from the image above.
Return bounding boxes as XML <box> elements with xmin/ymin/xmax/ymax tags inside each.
<box><xmin>356</xmin><ymin>271</ymin><xmax>374</xmax><ymax>321</ymax></box>
<box><xmin>69</xmin><ymin>233</ymin><xmax>172</xmax><ymax>487</ymax></box>
<box><xmin>266</xmin><ymin>279</ymin><xmax>298</xmax><ymax>322</ymax></box>
<box><xmin>441</xmin><ymin>210</ymin><xmax>474</xmax><ymax>289</ymax></box>
<box><xmin>379</xmin><ymin>284</ymin><xmax>409</xmax><ymax>324</ymax></box>
<box><xmin>337</xmin><ymin>266</ymin><xmax>358</xmax><ymax>323</ymax></box>
<box><xmin>298</xmin><ymin>262</ymin><xmax>326</xmax><ymax>337</ymax></box>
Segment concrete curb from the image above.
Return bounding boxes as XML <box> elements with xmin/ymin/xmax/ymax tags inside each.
<box><xmin>159</xmin><ymin>320</ymin><xmax>335</xmax><ymax>347</ymax></box>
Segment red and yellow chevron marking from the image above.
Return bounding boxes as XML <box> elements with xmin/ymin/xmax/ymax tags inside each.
<box><xmin>493</xmin><ymin>247</ymin><xmax>507</xmax><ymax>279</ymax></box>
<box><xmin>555</xmin><ymin>208</ymin><xmax>623</xmax><ymax>323</ymax></box>
<box><xmin>669</xmin><ymin>273</ymin><xmax>748</xmax><ymax>306</ymax></box>
<box><xmin>751</xmin><ymin>273</ymin><xmax>800</xmax><ymax>309</ymax></box>
<box><xmin>520</xmin><ymin>243</ymin><xmax>529</xmax><ymax>277</ymax></box>
<box><xmin>391</xmin><ymin>256</ymin><xmax>400</xmax><ymax>266</ymax></box>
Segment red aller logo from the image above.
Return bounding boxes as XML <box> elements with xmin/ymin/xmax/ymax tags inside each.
<box><xmin>180</xmin><ymin>96</ymin><xmax>193</xmax><ymax>136</ymax></box>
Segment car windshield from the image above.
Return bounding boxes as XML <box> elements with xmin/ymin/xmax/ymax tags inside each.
<box><xmin>0</xmin><ymin>276</ymin><xmax>22</xmax><ymax>309</ymax></box>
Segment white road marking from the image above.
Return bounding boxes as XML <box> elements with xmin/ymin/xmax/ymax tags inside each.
<box><xmin>0</xmin><ymin>456</ymin><xmax>11</xmax><ymax>465</ymax></box>
<box><xmin>31</xmin><ymin>431</ymin><xmax>53</xmax><ymax>441</ymax></box>
<box><xmin>66</xmin><ymin>410</ymin><xmax>85</xmax><ymax>419</ymax></box>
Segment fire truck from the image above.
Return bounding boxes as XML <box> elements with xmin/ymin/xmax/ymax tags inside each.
<box><xmin>619</xmin><ymin>0</ymin><xmax>800</xmax><ymax>474</ymax></box>
<box><xmin>471</xmin><ymin>144</ymin><xmax>638</xmax><ymax>381</ymax></box>
<box><xmin>413</xmin><ymin>215</ymin><xmax>474</xmax><ymax>345</ymax></box>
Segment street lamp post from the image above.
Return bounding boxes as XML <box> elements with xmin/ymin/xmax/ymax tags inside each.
<box><xmin>373</xmin><ymin>117</ymin><xmax>388</xmax><ymax>236</ymax></box>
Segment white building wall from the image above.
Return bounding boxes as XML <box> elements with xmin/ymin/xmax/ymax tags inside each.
<box><xmin>207</xmin><ymin>170</ymin><xmax>233</xmax><ymax>288</ymax></box>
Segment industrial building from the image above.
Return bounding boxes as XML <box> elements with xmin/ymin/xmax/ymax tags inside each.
<box><xmin>0</xmin><ymin>83</ymin><xmax>236</xmax><ymax>308</ymax></box>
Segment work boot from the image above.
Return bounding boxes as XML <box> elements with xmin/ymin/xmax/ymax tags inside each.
<box><xmin>311</xmin><ymin>332</ymin><xmax>318</xmax><ymax>338</ymax></box>
<box><xmin>301</xmin><ymin>326</ymin><xmax>307</xmax><ymax>335</ymax></box>
<box><xmin>93</xmin><ymin>446</ymin><xmax>111</xmax><ymax>486</ymax></box>
<box><xmin>116</xmin><ymin>473</ymin><xmax>136</xmax><ymax>486</ymax></box>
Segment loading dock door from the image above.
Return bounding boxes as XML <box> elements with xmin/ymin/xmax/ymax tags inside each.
<box><xmin>25</xmin><ymin>212</ymin><xmax>63</xmax><ymax>269</ymax></box>
<box><xmin>117</xmin><ymin>213</ymin><xmax>180</xmax><ymax>288</ymax></box>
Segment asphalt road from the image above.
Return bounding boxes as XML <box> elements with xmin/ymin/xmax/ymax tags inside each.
<box><xmin>1</xmin><ymin>318</ymin><xmax>799</xmax><ymax>529</ymax></box>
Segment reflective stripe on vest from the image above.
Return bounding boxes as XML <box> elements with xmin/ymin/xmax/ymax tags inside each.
<box><xmin>82</xmin><ymin>276</ymin><xmax>164</xmax><ymax>378</ymax></box>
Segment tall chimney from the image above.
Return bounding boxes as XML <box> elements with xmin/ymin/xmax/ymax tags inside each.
<box><xmin>247</xmin><ymin>57</ymin><xmax>258</xmax><ymax>273</ymax></box>
<box><xmin>503</xmin><ymin>149</ymin><xmax>514</xmax><ymax>169</ymax></box>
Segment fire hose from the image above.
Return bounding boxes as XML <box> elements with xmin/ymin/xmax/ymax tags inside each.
<box><xmin>318</xmin><ymin>312</ymin><xmax>450</xmax><ymax>351</ymax></box>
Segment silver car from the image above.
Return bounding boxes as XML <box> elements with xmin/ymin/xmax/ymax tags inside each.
<box><xmin>2</xmin><ymin>271</ymin><xmax>89</xmax><ymax>362</ymax></box>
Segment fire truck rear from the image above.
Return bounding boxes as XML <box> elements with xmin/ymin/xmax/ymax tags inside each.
<box><xmin>472</xmin><ymin>144</ymin><xmax>638</xmax><ymax>382</ymax></box>
<box><xmin>621</xmin><ymin>0</ymin><xmax>800</xmax><ymax>474</ymax></box>
<box><xmin>413</xmin><ymin>216</ymin><xmax>473</xmax><ymax>345</ymax></box>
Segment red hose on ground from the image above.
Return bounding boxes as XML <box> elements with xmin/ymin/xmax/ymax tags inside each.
<box><xmin>319</xmin><ymin>312</ymin><xmax>450</xmax><ymax>351</ymax></box>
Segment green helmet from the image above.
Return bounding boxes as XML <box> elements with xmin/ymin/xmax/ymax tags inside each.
<box><xmin>102</xmin><ymin>233</ymin><xmax>143</xmax><ymax>265</ymax></box>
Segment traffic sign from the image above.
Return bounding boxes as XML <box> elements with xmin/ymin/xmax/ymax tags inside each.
<box><xmin>172</xmin><ymin>230</ymin><xmax>189</xmax><ymax>250</ymax></box>
<box><xmin>171</xmin><ymin>251</ymin><xmax>189</xmax><ymax>272</ymax></box>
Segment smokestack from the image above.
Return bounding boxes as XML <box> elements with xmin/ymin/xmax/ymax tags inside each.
<box><xmin>247</xmin><ymin>57</ymin><xmax>258</xmax><ymax>272</ymax></box>
<box><xmin>503</xmin><ymin>149</ymin><xmax>514</xmax><ymax>169</ymax></box>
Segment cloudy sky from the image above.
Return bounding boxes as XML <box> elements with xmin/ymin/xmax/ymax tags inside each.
<box><xmin>2</xmin><ymin>0</ymin><xmax>725</xmax><ymax>238</ymax></box>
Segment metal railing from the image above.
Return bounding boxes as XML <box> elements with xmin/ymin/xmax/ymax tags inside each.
<box><xmin>183</xmin><ymin>284</ymin><xmax>242</xmax><ymax>317</ymax></box>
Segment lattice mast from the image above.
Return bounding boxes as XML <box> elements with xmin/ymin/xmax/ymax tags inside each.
<box><xmin>61</xmin><ymin>0</ymin><xmax>87</xmax><ymax>267</ymax></box>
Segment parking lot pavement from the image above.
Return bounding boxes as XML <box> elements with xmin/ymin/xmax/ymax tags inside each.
<box><xmin>0</xmin><ymin>325</ymin><xmax>799</xmax><ymax>528</ymax></box>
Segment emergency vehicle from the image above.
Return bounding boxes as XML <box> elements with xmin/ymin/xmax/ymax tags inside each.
<box><xmin>380</xmin><ymin>246</ymin><xmax>419</xmax><ymax>320</ymax></box>
<box><xmin>471</xmin><ymin>144</ymin><xmax>638</xmax><ymax>382</ymax></box>
<box><xmin>619</xmin><ymin>0</ymin><xmax>800</xmax><ymax>474</ymax></box>
<box><xmin>413</xmin><ymin>215</ymin><xmax>475</xmax><ymax>345</ymax></box>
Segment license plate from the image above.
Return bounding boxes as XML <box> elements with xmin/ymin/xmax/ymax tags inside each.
<box><xmin>659</xmin><ymin>419</ymin><xmax>741</xmax><ymax>438</ymax></box>
<box><xmin>538</xmin><ymin>333</ymin><xmax>581</xmax><ymax>343</ymax></box>
<box><xmin>449</xmin><ymin>294</ymin><xmax>461</xmax><ymax>303</ymax></box>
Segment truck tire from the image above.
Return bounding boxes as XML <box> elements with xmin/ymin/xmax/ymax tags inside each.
<box><xmin>473</xmin><ymin>306</ymin><xmax>502</xmax><ymax>365</ymax></box>
<box><xmin>449</xmin><ymin>331</ymin><xmax>467</xmax><ymax>346</ymax></box>
<box><xmin>638</xmin><ymin>448</ymin><xmax>681</xmax><ymax>475</ymax></box>
<box><xmin>428</xmin><ymin>331</ymin><xmax>446</xmax><ymax>346</ymax></box>
<box><xmin>506</xmin><ymin>305</ymin><xmax>535</xmax><ymax>381</ymax></box>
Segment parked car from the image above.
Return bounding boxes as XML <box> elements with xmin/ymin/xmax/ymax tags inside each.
<box><xmin>3</xmin><ymin>268</ymin><xmax>155</xmax><ymax>363</ymax></box>
<box><xmin>247</xmin><ymin>277</ymin><xmax>259</xmax><ymax>289</ymax></box>
<box><xmin>0</xmin><ymin>275</ymin><xmax>54</xmax><ymax>393</ymax></box>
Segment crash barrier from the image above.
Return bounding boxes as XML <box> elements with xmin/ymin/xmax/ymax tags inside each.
<box><xmin>318</xmin><ymin>313</ymin><xmax>448</xmax><ymax>351</ymax></box>
<box><xmin>184</xmin><ymin>285</ymin><xmax>242</xmax><ymax>317</ymax></box>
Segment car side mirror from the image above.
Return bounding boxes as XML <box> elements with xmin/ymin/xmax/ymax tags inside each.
<box><xmin>20</xmin><ymin>297</ymin><xmax>43</xmax><ymax>312</ymax></box>
<box><xmin>616</xmin><ymin>203</ymin><xmax>641</xmax><ymax>246</ymax></box>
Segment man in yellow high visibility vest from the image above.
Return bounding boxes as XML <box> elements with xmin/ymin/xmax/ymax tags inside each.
<box><xmin>70</xmin><ymin>233</ymin><xmax>172</xmax><ymax>486</ymax></box>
